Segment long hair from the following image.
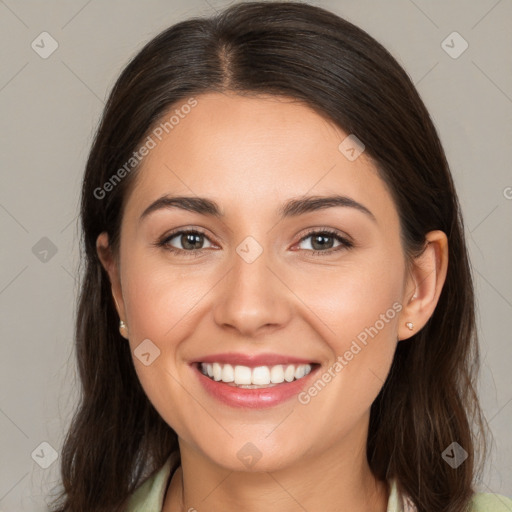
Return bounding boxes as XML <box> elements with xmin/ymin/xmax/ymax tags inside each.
<box><xmin>48</xmin><ymin>2</ymin><xmax>488</xmax><ymax>511</ymax></box>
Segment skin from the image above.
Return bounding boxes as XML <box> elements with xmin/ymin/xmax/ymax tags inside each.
<box><xmin>97</xmin><ymin>92</ymin><xmax>448</xmax><ymax>512</ymax></box>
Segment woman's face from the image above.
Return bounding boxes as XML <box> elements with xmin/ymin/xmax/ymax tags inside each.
<box><xmin>98</xmin><ymin>92</ymin><xmax>417</xmax><ymax>472</ymax></box>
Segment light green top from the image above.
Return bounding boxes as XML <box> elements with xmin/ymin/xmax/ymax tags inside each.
<box><xmin>125</xmin><ymin>453</ymin><xmax>512</xmax><ymax>511</ymax></box>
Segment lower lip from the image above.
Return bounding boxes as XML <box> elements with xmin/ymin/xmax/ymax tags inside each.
<box><xmin>192</xmin><ymin>364</ymin><xmax>319</xmax><ymax>408</ymax></box>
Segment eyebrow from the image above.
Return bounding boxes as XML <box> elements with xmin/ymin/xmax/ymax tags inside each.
<box><xmin>139</xmin><ymin>194</ymin><xmax>377</xmax><ymax>224</ymax></box>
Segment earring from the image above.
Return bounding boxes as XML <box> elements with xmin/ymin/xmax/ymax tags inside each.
<box><xmin>119</xmin><ymin>320</ymin><xmax>129</xmax><ymax>338</ymax></box>
<box><xmin>405</xmin><ymin>322</ymin><xmax>414</xmax><ymax>331</ymax></box>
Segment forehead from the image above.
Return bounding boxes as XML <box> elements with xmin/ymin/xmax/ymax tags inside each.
<box><xmin>123</xmin><ymin>92</ymin><xmax>397</xmax><ymax>225</ymax></box>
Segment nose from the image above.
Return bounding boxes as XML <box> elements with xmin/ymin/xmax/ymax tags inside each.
<box><xmin>212</xmin><ymin>244</ymin><xmax>292</xmax><ymax>338</ymax></box>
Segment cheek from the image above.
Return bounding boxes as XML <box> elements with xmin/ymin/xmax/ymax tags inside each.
<box><xmin>118</xmin><ymin>248</ymin><xmax>214</xmax><ymax>401</ymax></box>
<box><xmin>120</xmin><ymin>249</ymin><xmax>203</xmax><ymax>343</ymax></box>
<box><xmin>287</xmin><ymin>246</ymin><xmax>404</xmax><ymax>351</ymax></box>
<box><xmin>119</xmin><ymin>254</ymin><xmax>204</xmax><ymax>438</ymax></box>
<box><xmin>290</xmin><ymin>251</ymin><xmax>403</xmax><ymax>418</ymax></box>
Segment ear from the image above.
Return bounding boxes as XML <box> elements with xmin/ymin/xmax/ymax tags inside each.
<box><xmin>398</xmin><ymin>230</ymin><xmax>449</xmax><ymax>341</ymax></box>
<box><xmin>96</xmin><ymin>231</ymin><xmax>126</xmax><ymax>322</ymax></box>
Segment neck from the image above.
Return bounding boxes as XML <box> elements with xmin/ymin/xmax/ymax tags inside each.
<box><xmin>163</xmin><ymin>424</ymin><xmax>389</xmax><ymax>512</ymax></box>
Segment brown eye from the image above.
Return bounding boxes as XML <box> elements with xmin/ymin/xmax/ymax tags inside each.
<box><xmin>158</xmin><ymin>229</ymin><xmax>214</xmax><ymax>256</ymax></box>
<box><xmin>297</xmin><ymin>229</ymin><xmax>353</xmax><ymax>255</ymax></box>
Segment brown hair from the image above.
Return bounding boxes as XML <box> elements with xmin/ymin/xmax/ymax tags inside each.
<box><xmin>48</xmin><ymin>2</ymin><xmax>488</xmax><ymax>511</ymax></box>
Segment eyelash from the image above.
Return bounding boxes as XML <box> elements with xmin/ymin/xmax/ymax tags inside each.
<box><xmin>155</xmin><ymin>227</ymin><xmax>354</xmax><ymax>258</ymax></box>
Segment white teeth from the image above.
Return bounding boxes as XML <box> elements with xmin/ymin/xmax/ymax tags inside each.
<box><xmin>234</xmin><ymin>365</ymin><xmax>252</xmax><ymax>385</ymax></box>
<box><xmin>269</xmin><ymin>365</ymin><xmax>285</xmax><ymax>383</ymax></box>
<box><xmin>212</xmin><ymin>362</ymin><xmax>222</xmax><ymax>381</ymax></box>
<box><xmin>284</xmin><ymin>364</ymin><xmax>295</xmax><ymax>382</ymax></box>
<box><xmin>221</xmin><ymin>364</ymin><xmax>234</xmax><ymax>382</ymax></box>
<box><xmin>294</xmin><ymin>365</ymin><xmax>305</xmax><ymax>380</ymax></box>
<box><xmin>200</xmin><ymin>362</ymin><xmax>313</xmax><ymax>386</ymax></box>
<box><xmin>252</xmin><ymin>366</ymin><xmax>270</xmax><ymax>385</ymax></box>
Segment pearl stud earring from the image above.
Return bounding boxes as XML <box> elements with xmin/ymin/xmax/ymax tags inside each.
<box><xmin>405</xmin><ymin>322</ymin><xmax>414</xmax><ymax>331</ymax></box>
<box><xmin>119</xmin><ymin>320</ymin><xmax>129</xmax><ymax>338</ymax></box>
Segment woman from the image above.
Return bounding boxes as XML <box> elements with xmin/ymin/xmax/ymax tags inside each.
<box><xmin>48</xmin><ymin>2</ymin><xmax>512</xmax><ymax>511</ymax></box>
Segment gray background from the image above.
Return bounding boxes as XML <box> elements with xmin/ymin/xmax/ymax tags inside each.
<box><xmin>0</xmin><ymin>0</ymin><xmax>511</xmax><ymax>510</ymax></box>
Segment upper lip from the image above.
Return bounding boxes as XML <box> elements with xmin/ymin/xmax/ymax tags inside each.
<box><xmin>191</xmin><ymin>352</ymin><xmax>319</xmax><ymax>367</ymax></box>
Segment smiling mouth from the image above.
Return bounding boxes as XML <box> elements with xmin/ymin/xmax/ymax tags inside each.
<box><xmin>197</xmin><ymin>362</ymin><xmax>318</xmax><ymax>388</ymax></box>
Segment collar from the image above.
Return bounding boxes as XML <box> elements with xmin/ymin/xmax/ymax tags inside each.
<box><xmin>126</xmin><ymin>453</ymin><xmax>416</xmax><ymax>512</ymax></box>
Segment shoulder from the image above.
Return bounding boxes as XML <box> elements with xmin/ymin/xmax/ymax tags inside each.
<box><xmin>389</xmin><ymin>478</ymin><xmax>512</xmax><ymax>512</ymax></box>
<box><xmin>125</xmin><ymin>453</ymin><xmax>179</xmax><ymax>512</ymax></box>
<box><xmin>469</xmin><ymin>491</ymin><xmax>512</xmax><ymax>511</ymax></box>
